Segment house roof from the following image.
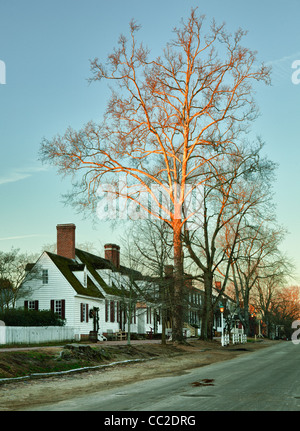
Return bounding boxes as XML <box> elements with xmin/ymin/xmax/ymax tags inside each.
<box><xmin>45</xmin><ymin>248</ymin><xmax>146</xmax><ymax>300</ymax></box>
<box><xmin>46</xmin><ymin>251</ymin><xmax>105</xmax><ymax>299</ymax></box>
<box><xmin>75</xmin><ymin>248</ymin><xmax>144</xmax><ymax>298</ymax></box>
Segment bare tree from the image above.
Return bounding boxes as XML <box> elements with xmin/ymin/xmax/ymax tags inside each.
<box><xmin>0</xmin><ymin>248</ymin><xmax>41</xmax><ymax>310</ymax></box>
<box><xmin>229</xmin><ymin>222</ymin><xmax>289</xmax><ymax>335</ymax></box>
<box><xmin>252</xmin><ymin>256</ymin><xmax>294</xmax><ymax>337</ymax></box>
<box><xmin>111</xmin><ymin>232</ymin><xmax>160</xmax><ymax>345</ymax></box>
<box><xmin>127</xmin><ymin>219</ymin><xmax>174</xmax><ymax>344</ymax></box>
<box><xmin>183</xmin><ymin>142</ymin><xmax>276</xmax><ymax>339</ymax></box>
<box><xmin>39</xmin><ymin>10</ymin><xmax>270</xmax><ymax>342</ymax></box>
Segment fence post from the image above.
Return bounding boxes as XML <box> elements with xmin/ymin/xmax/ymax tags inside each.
<box><xmin>0</xmin><ymin>320</ymin><xmax>5</xmax><ymax>345</ymax></box>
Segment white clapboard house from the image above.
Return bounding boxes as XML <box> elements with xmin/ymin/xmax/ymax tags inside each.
<box><xmin>16</xmin><ymin>224</ymin><xmax>161</xmax><ymax>340</ymax></box>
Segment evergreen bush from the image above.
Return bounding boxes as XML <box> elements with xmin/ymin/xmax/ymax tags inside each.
<box><xmin>0</xmin><ymin>308</ymin><xmax>66</xmax><ymax>326</ymax></box>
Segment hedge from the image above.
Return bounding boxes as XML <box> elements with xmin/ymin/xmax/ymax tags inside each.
<box><xmin>0</xmin><ymin>308</ymin><xmax>66</xmax><ymax>326</ymax></box>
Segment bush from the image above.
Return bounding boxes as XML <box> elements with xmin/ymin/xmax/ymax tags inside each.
<box><xmin>0</xmin><ymin>308</ymin><xmax>65</xmax><ymax>326</ymax></box>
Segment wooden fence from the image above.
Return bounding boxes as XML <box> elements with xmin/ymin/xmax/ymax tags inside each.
<box><xmin>0</xmin><ymin>323</ymin><xmax>79</xmax><ymax>345</ymax></box>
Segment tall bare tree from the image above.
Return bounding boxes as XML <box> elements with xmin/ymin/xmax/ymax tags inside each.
<box><xmin>229</xmin><ymin>222</ymin><xmax>289</xmax><ymax>335</ymax></box>
<box><xmin>39</xmin><ymin>10</ymin><xmax>270</xmax><ymax>342</ymax></box>
<box><xmin>183</xmin><ymin>142</ymin><xmax>276</xmax><ymax>339</ymax></box>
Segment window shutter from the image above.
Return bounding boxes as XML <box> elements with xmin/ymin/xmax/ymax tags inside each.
<box><xmin>34</xmin><ymin>300</ymin><xmax>39</xmax><ymax>311</ymax></box>
<box><xmin>86</xmin><ymin>304</ymin><xmax>89</xmax><ymax>322</ymax></box>
<box><xmin>80</xmin><ymin>303</ymin><xmax>84</xmax><ymax>322</ymax></box>
<box><xmin>61</xmin><ymin>300</ymin><xmax>65</xmax><ymax>319</ymax></box>
<box><xmin>24</xmin><ymin>300</ymin><xmax>28</xmax><ymax>310</ymax></box>
<box><xmin>50</xmin><ymin>300</ymin><xmax>54</xmax><ymax>312</ymax></box>
<box><xmin>110</xmin><ymin>300</ymin><xmax>115</xmax><ymax>323</ymax></box>
<box><xmin>105</xmin><ymin>300</ymin><xmax>109</xmax><ymax>322</ymax></box>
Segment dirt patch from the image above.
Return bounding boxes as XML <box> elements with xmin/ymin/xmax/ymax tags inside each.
<box><xmin>0</xmin><ymin>339</ymin><xmax>278</xmax><ymax>411</ymax></box>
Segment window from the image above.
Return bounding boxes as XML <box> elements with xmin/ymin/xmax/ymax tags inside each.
<box><xmin>105</xmin><ymin>300</ymin><xmax>116</xmax><ymax>322</ymax></box>
<box><xmin>147</xmin><ymin>307</ymin><xmax>152</xmax><ymax>324</ymax></box>
<box><xmin>42</xmin><ymin>269</ymin><xmax>48</xmax><ymax>284</ymax></box>
<box><xmin>55</xmin><ymin>300</ymin><xmax>62</xmax><ymax>316</ymax></box>
<box><xmin>50</xmin><ymin>299</ymin><xmax>65</xmax><ymax>319</ymax></box>
<box><xmin>28</xmin><ymin>300</ymin><xmax>37</xmax><ymax>311</ymax></box>
<box><xmin>24</xmin><ymin>300</ymin><xmax>38</xmax><ymax>311</ymax></box>
<box><xmin>80</xmin><ymin>303</ymin><xmax>89</xmax><ymax>322</ymax></box>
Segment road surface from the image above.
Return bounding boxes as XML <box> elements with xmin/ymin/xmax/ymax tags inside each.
<box><xmin>22</xmin><ymin>341</ymin><xmax>300</xmax><ymax>411</ymax></box>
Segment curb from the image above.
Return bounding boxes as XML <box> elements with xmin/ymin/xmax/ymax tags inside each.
<box><xmin>0</xmin><ymin>357</ymin><xmax>157</xmax><ymax>385</ymax></box>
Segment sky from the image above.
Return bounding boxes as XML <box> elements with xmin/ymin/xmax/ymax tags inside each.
<box><xmin>0</xmin><ymin>0</ymin><xmax>299</xmax><ymax>282</ymax></box>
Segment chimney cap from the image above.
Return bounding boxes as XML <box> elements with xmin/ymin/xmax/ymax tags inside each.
<box><xmin>56</xmin><ymin>223</ymin><xmax>76</xmax><ymax>228</ymax></box>
<box><xmin>104</xmin><ymin>243</ymin><xmax>120</xmax><ymax>250</ymax></box>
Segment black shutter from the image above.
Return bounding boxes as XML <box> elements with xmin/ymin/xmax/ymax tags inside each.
<box><xmin>80</xmin><ymin>303</ymin><xmax>84</xmax><ymax>322</ymax></box>
<box><xmin>61</xmin><ymin>300</ymin><xmax>65</xmax><ymax>319</ymax></box>
<box><xmin>110</xmin><ymin>300</ymin><xmax>115</xmax><ymax>322</ymax></box>
<box><xmin>105</xmin><ymin>300</ymin><xmax>109</xmax><ymax>322</ymax></box>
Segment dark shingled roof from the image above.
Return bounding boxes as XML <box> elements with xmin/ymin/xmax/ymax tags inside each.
<box><xmin>45</xmin><ymin>248</ymin><xmax>146</xmax><ymax>300</ymax></box>
<box><xmin>74</xmin><ymin>249</ymin><xmax>143</xmax><ymax>298</ymax></box>
<box><xmin>46</xmin><ymin>251</ymin><xmax>105</xmax><ymax>299</ymax></box>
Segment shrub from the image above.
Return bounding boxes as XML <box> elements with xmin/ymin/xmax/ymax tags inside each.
<box><xmin>0</xmin><ymin>308</ymin><xmax>65</xmax><ymax>326</ymax></box>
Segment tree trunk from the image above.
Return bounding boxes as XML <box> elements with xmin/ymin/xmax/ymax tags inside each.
<box><xmin>161</xmin><ymin>288</ymin><xmax>167</xmax><ymax>345</ymax></box>
<box><xmin>201</xmin><ymin>271</ymin><xmax>214</xmax><ymax>340</ymax></box>
<box><xmin>172</xmin><ymin>219</ymin><xmax>184</xmax><ymax>343</ymax></box>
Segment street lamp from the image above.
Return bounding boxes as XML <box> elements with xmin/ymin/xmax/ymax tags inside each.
<box><xmin>219</xmin><ymin>303</ymin><xmax>224</xmax><ymax>346</ymax></box>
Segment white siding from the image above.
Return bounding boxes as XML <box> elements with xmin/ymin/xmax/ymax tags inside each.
<box><xmin>15</xmin><ymin>251</ymin><xmax>163</xmax><ymax>338</ymax></box>
<box><xmin>16</xmin><ymin>253</ymin><xmax>103</xmax><ymax>336</ymax></box>
<box><xmin>16</xmin><ymin>253</ymin><xmax>76</xmax><ymax>326</ymax></box>
<box><xmin>73</xmin><ymin>295</ymin><xmax>104</xmax><ymax>336</ymax></box>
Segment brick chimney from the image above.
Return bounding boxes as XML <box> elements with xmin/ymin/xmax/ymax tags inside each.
<box><xmin>104</xmin><ymin>244</ymin><xmax>120</xmax><ymax>268</ymax></box>
<box><xmin>56</xmin><ymin>224</ymin><xmax>76</xmax><ymax>259</ymax></box>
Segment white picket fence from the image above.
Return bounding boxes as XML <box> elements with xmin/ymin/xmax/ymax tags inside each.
<box><xmin>232</xmin><ymin>333</ymin><xmax>247</xmax><ymax>344</ymax></box>
<box><xmin>0</xmin><ymin>325</ymin><xmax>78</xmax><ymax>345</ymax></box>
<box><xmin>221</xmin><ymin>332</ymin><xmax>247</xmax><ymax>346</ymax></box>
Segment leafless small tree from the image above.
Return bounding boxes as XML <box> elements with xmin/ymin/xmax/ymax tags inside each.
<box><xmin>0</xmin><ymin>248</ymin><xmax>41</xmax><ymax>310</ymax></box>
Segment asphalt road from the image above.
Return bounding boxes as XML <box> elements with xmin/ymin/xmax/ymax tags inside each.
<box><xmin>24</xmin><ymin>341</ymin><xmax>300</xmax><ymax>411</ymax></box>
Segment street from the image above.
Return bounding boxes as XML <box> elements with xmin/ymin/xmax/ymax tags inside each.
<box><xmin>22</xmin><ymin>341</ymin><xmax>300</xmax><ymax>411</ymax></box>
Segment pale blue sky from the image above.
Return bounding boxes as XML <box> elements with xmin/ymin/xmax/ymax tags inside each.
<box><xmin>0</xmin><ymin>0</ymin><xmax>299</xmax><ymax>282</ymax></box>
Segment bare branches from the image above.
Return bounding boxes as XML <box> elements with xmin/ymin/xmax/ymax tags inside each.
<box><xmin>39</xmin><ymin>10</ymin><xmax>272</xmax><ymax>342</ymax></box>
<box><xmin>40</xmin><ymin>11</ymin><xmax>271</xmax><ymax>231</ymax></box>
